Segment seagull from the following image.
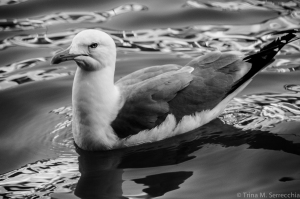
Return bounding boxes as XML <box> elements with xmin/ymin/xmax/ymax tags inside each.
<box><xmin>51</xmin><ymin>29</ymin><xmax>299</xmax><ymax>151</ymax></box>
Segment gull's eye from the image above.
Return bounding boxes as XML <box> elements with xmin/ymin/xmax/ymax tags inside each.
<box><xmin>89</xmin><ymin>43</ymin><xmax>98</xmax><ymax>49</ymax></box>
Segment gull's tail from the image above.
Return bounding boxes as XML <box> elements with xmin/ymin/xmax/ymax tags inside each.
<box><xmin>227</xmin><ymin>29</ymin><xmax>300</xmax><ymax>95</ymax></box>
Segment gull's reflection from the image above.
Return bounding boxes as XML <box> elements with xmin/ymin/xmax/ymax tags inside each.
<box><xmin>74</xmin><ymin>118</ymin><xmax>300</xmax><ymax>199</ymax></box>
<box><xmin>75</xmin><ymin>151</ymin><xmax>125</xmax><ymax>199</ymax></box>
<box><xmin>133</xmin><ymin>171</ymin><xmax>193</xmax><ymax>198</ymax></box>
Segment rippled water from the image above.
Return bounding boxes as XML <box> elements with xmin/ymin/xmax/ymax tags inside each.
<box><xmin>0</xmin><ymin>0</ymin><xmax>300</xmax><ymax>198</ymax></box>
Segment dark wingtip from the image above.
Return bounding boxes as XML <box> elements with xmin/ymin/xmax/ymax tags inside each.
<box><xmin>244</xmin><ymin>31</ymin><xmax>300</xmax><ymax>62</ymax></box>
<box><xmin>243</xmin><ymin>30</ymin><xmax>300</xmax><ymax>75</ymax></box>
<box><xmin>225</xmin><ymin>30</ymin><xmax>300</xmax><ymax>97</ymax></box>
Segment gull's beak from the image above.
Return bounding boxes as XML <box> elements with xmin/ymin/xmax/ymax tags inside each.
<box><xmin>51</xmin><ymin>46</ymin><xmax>87</xmax><ymax>65</ymax></box>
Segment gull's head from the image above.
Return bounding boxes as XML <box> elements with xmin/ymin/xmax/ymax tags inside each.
<box><xmin>51</xmin><ymin>29</ymin><xmax>116</xmax><ymax>71</ymax></box>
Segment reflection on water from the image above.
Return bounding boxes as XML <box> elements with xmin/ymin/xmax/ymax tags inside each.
<box><xmin>0</xmin><ymin>155</ymin><xmax>79</xmax><ymax>198</ymax></box>
<box><xmin>0</xmin><ymin>0</ymin><xmax>27</xmax><ymax>6</ymax></box>
<box><xmin>0</xmin><ymin>0</ymin><xmax>300</xmax><ymax>198</ymax></box>
<box><xmin>220</xmin><ymin>84</ymin><xmax>300</xmax><ymax>131</ymax></box>
<box><xmin>0</xmin><ymin>4</ymin><xmax>147</xmax><ymax>32</ymax></box>
<box><xmin>1</xmin><ymin>118</ymin><xmax>300</xmax><ymax>198</ymax></box>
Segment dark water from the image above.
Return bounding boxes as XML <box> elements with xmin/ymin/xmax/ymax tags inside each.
<box><xmin>0</xmin><ymin>0</ymin><xmax>300</xmax><ymax>198</ymax></box>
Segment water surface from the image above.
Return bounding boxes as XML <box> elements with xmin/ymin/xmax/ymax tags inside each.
<box><xmin>0</xmin><ymin>0</ymin><xmax>300</xmax><ymax>198</ymax></box>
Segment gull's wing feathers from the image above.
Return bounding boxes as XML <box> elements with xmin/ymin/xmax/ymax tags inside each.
<box><xmin>112</xmin><ymin>53</ymin><xmax>249</xmax><ymax>138</ymax></box>
<box><xmin>112</xmin><ymin>65</ymin><xmax>194</xmax><ymax>138</ymax></box>
<box><xmin>116</xmin><ymin>64</ymin><xmax>183</xmax><ymax>86</ymax></box>
<box><xmin>168</xmin><ymin>52</ymin><xmax>250</xmax><ymax>121</ymax></box>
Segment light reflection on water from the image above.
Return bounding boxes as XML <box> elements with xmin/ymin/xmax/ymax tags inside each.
<box><xmin>0</xmin><ymin>0</ymin><xmax>300</xmax><ymax>198</ymax></box>
<box><xmin>0</xmin><ymin>156</ymin><xmax>79</xmax><ymax>199</ymax></box>
<box><xmin>220</xmin><ymin>89</ymin><xmax>300</xmax><ymax>131</ymax></box>
<box><xmin>0</xmin><ymin>0</ymin><xmax>28</xmax><ymax>6</ymax></box>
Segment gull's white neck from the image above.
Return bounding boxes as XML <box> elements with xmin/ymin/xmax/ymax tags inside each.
<box><xmin>72</xmin><ymin>65</ymin><xmax>120</xmax><ymax>150</ymax></box>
